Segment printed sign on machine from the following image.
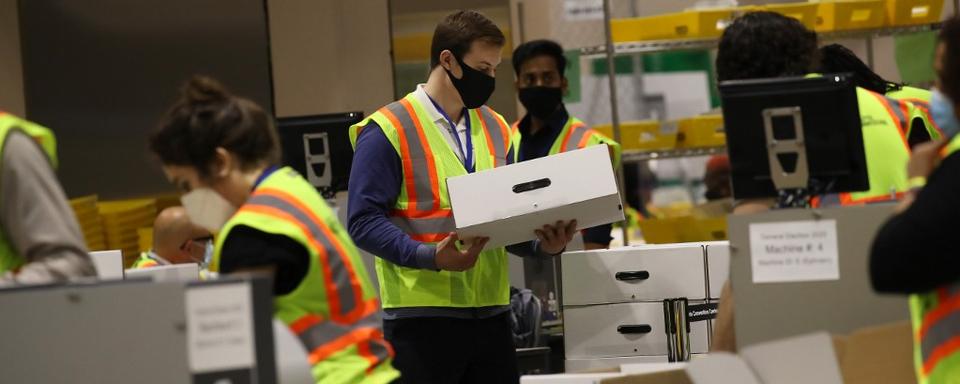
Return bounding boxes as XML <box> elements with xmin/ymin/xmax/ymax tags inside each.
<box><xmin>749</xmin><ymin>220</ymin><xmax>840</xmax><ymax>284</ymax></box>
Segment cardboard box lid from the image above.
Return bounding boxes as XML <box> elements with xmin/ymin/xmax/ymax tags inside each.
<box><xmin>447</xmin><ymin>144</ymin><xmax>619</xmax><ymax>228</ymax></box>
<box><xmin>448</xmin><ymin>144</ymin><xmax>623</xmax><ymax>247</ymax></box>
<box><xmin>520</xmin><ymin>372</ymin><xmax>623</xmax><ymax>384</ymax></box>
<box><xmin>601</xmin><ymin>369</ymin><xmax>693</xmax><ymax>384</ymax></box>
<box><xmin>595</xmin><ymin>322</ymin><xmax>916</xmax><ymax>384</ymax></box>
<box><xmin>834</xmin><ymin>321</ymin><xmax>916</xmax><ymax>384</ymax></box>
<box><xmin>682</xmin><ymin>332</ymin><xmax>843</xmax><ymax>384</ymax></box>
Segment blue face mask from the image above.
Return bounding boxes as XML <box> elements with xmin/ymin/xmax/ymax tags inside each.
<box><xmin>931</xmin><ymin>89</ymin><xmax>960</xmax><ymax>139</ymax></box>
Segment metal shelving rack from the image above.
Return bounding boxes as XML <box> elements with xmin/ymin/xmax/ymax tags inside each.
<box><xmin>592</xmin><ymin>0</ymin><xmax>944</xmax><ymax>244</ymax></box>
<box><xmin>621</xmin><ymin>146</ymin><xmax>727</xmax><ymax>162</ymax></box>
<box><xmin>581</xmin><ymin>22</ymin><xmax>943</xmax><ymax>57</ymax></box>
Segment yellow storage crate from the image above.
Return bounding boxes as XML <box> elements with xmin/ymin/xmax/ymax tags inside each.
<box><xmin>595</xmin><ymin>121</ymin><xmax>677</xmax><ymax>151</ymax></box>
<box><xmin>611</xmin><ymin>8</ymin><xmax>738</xmax><ymax>42</ymax></box>
<box><xmin>98</xmin><ymin>199</ymin><xmax>157</xmax><ymax>263</ymax></box>
<box><xmin>885</xmin><ymin>0</ymin><xmax>942</xmax><ymax>26</ymax></box>
<box><xmin>814</xmin><ymin>0</ymin><xmax>886</xmax><ymax>32</ymax></box>
<box><xmin>138</xmin><ymin>227</ymin><xmax>153</xmax><ymax>253</ymax></box>
<box><xmin>638</xmin><ymin>216</ymin><xmax>688</xmax><ymax>244</ymax></box>
<box><xmin>677</xmin><ymin>114</ymin><xmax>725</xmax><ymax>148</ymax></box>
<box><xmin>757</xmin><ymin>3</ymin><xmax>820</xmax><ymax>29</ymax></box>
<box><xmin>690</xmin><ymin>217</ymin><xmax>728</xmax><ymax>242</ymax></box>
<box><xmin>638</xmin><ymin>216</ymin><xmax>728</xmax><ymax>244</ymax></box>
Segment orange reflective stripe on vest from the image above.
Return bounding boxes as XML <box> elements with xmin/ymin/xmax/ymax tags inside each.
<box><xmin>389</xmin><ymin>212</ymin><xmax>455</xmax><ymax>242</ymax></box>
<box><xmin>560</xmin><ymin>122</ymin><xmax>590</xmax><ymax>152</ymax></box>
<box><xmin>384</xmin><ymin>102</ymin><xmax>506</xmax><ymax>241</ymax></box>
<box><xmin>919</xmin><ymin>288</ymin><xmax>960</xmax><ymax>375</ymax></box>
<box><xmin>288</xmin><ymin>299</ymin><xmax>393</xmax><ymax>367</ymax></box>
<box><xmin>840</xmin><ymin>191</ymin><xmax>905</xmax><ymax>205</ymax></box>
<box><xmin>904</xmin><ymin>98</ymin><xmax>945</xmax><ymax>138</ymax></box>
<box><xmin>870</xmin><ymin>92</ymin><xmax>913</xmax><ymax>146</ymax></box>
<box><xmin>380</xmin><ymin>99</ymin><xmax>441</xmax><ymax>216</ymax></box>
<box><xmin>811</xmin><ymin>191</ymin><xmax>905</xmax><ymax>208</ymax></box>
<box><xmin>244</xmin><ymin>189</ymin><xmax>367</xmax><ymax>323</ymax></box>
<box><xmin>477</xmin><ymin>105</ymin><xmax>511</xmax><ymax>167</ymax></box>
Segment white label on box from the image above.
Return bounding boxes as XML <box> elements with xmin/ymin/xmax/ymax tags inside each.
<box><xmin>749</xmin><ymin>220</ymin><xmax>839</xmax><ymax>284</ymax></box>
<box><xmin>185</xmin><ymin>282</ymin><xmax>256</xmax><ymax>373</ymax></box>
<box><xmin>564</xmin><ymin>0</ymin><xmax>604</xmax><ymax>21</ymax></box>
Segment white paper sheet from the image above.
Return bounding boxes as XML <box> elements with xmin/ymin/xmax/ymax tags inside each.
<box><xmin>749</xmin><ymin>220</ymin><xmax>840</xmax><ymax>283</ymax></box>
<box><xmin>185</xmin><ymin>282</ymin><xmax>256</xmax><ymax>373</ymax></box>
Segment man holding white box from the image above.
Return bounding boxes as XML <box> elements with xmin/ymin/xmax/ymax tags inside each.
<box><xmin>347</xmin><ymin>10</ymin><xmax>576</xmax><ymax>384</ymax></box>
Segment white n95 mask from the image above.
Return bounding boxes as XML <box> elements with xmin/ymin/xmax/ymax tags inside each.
<box><xmin>181</xmin><ymin>188</ymin><xmax>236</xmax><ymax>232</ymax></box>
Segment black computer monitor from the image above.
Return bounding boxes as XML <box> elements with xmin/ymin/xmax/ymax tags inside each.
<box><xmin>719</xmin><ymin>74</ymin><xmax>869</xmax><ymax>200</ymax></box>
<box><xmin>277</xmin><ymin>112</ymin><xmax>363</xmax><ymax>198</ymax></box>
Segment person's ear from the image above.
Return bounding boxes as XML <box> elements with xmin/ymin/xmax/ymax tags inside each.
<box><xmin>440</xmin><ymin>50</ymin><xmax>462</xmax><ymax>78</ymax></box>
<box><xmin>212</xmin><ymin>147</ymin><xmax>232</xmax><ymax>179</ymax></box>
<box><xmin>562</xmin><ymin>77</ymin><xmax>570</xmax><ymax>96</ymax></box>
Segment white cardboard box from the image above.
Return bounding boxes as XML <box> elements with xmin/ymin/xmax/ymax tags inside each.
<box><xmin>124</xmin><ymin>263</ymin><xmax>200</xmax><ymax>282</ymax></box>
<box><xmin>89</xmin><ymin>250</ymin><xmax>124</xmax><ymax>280</ymax></box>
<box><xmin>703</xmin><ymin>241</ymin><xmax>730</xmax><ymax>299</ymax></box>
<box><xmin>447</xmin><ymin>145</ymin><xmax>624</xmax><ymax>248</ymax></box>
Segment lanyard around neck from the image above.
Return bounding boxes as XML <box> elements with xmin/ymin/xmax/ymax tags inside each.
<box><xmin>426</xmin><ymin>94</ymin><xmax>474</xmax><ymax>173</ymax></box>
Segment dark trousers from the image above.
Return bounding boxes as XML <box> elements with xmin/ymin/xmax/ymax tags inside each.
<box><xmin>383</xmin><ymin>312</ymin><xmax>520</xmax><ymax>384</ymax></box>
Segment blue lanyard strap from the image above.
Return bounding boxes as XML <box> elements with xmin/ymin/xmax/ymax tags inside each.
<box><xmin>426</xmin><ymin>94</ymin><xmax>475</xmax><ymax>173</ymax></box>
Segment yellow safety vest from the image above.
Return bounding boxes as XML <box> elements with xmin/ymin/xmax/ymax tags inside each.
<box><xmin>0</xmin><ymin>112</ymin><xmax>58</xmax><ymax>274</ymax></box>
<box><xmin>214</xmin><ymin>167</ymin><xmax>398</xmax><ymax>384</ymax></box>
<box><xmin>813</xmin><ymin>87</ymin><xmax>920</xmax><ymax>207</ymax></box>
<box><xmin>349</xmin><ymin>93</ymin><xmax>517</xmax><ymax>309</ymax></box>
<box><xmin>511</xmin><ymin>115</ymin><xmax>622</xmax><ymax>170</ymax></box>
<box><xmin>888</xmin><ymin>86</ymin><xmax>941</xmax><ymax>140</ymax></box>
<box><xmin>130</xmin><ymin>252</ymin><xmax>164</xmax><ymax>269</ymax></box>
<box><xmin>908</xmin><ymin>136</ymin><xmax>960</xmax><ymax>384</ymax></box>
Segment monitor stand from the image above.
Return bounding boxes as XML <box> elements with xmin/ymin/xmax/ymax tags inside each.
<box><xmin>763</xmin><ymin>106</ymin><xmax>812</xmax><ymax>208</ymax></box>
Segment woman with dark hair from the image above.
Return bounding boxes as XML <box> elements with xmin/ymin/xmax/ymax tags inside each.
<box><xmin>870</xmin><ymin>16</ymin><xmax>960</xmax><ymax>384</ymax></box>
<box><xmin>149</xmin><ymin>76</ymin><xmax>399</xmax><ymax>384</ymax></box>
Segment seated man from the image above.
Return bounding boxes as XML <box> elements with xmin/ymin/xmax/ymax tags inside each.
<box><xmin>131</xmin><ymin>207</ymin><xmax>212</xmax><ymax>269</ymax></box>
<box><xmin>511</xmin><ymin>39</ymin><xmax>621</xmax><ymax>249</ymax></box>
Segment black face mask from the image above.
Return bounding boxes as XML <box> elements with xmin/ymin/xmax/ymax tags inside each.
<box><xmin>519</xmin><ymin>86</ymin><xmax>562</xmax><ymax>120</ymax></box>
<box><xmin>445</xmin><ymin>55</ymin><xmax>496</xmax><ymax>109</ymax></box>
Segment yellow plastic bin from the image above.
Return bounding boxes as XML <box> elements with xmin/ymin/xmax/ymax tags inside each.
<box><xmin>814</xmin><ymin>0</ymin><xmax>887</xmax><ymax>32</ymax></box>
<box><xmin>638</xmin><ymin>216</ymin><xmax>728</xmax><ymax>243</ymax></box>
<box><xmin>758</xmin><ymin>3</ymin><xmax>820</xmax><ymax>29</ymax></box>
<box><xmin>611</xmin><ymin>8</ymin><xmax>738</xmax><ymax>42</ymax></box>
<box><xmin>677</xmin><ymin>114</ymin><xmax>725</xmax><ymax>148</ymax></box>
<box><xmin>595</xmin><ymin>121</ymin><xmax>677</xmax><ymax>151</ymax></box>
<box><xmin>885</xmin><ymin>0</ymin><xmax>942</xmax><ymax>26</ymax></box>
<box><xmin>638</xmin><ymin>217</ymin><xmax>688</xmax><ymax>244</ymax></box>
<box><xmin>688</xmin><ymin>217</ymin><xmax>728</xmax><ymax>242</ymax></box>
<box><xmin>138</xmin><ymin>227</ymin><xmax>153</xmax><ymax>253</ymax></box>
